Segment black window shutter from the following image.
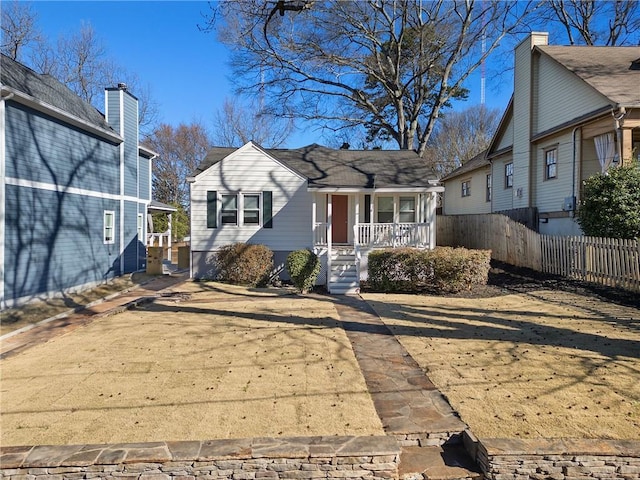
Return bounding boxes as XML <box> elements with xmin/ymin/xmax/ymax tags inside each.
<box><xmin>207</xmin><ymin>191</ymin><xmax>217</xmax><ymax>228</ymax></box>
<box><xmin>263</xmin><ymin>191</ymin><xmax>273</xmax><ymax>228</ymax></box>
<box><xmin>364</xmin><ymin>194</ymin><xmax>371</xmax><ymax>223</ymax></box>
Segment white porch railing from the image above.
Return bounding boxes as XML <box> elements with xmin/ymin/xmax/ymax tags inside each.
<box><xmin>313</xmin><ymin>222</ymin><xmax>430</xmax><ymax>248</ymax></box>
<box><xmin>314</xmin><ymin>222</ymin><xmax>328</xmax><ymax>245</ymax></box>
<box><xmin>355</xmin><ymin>223</ymin><xmax>430</xmax><ymax>248</ymax></box>
<box><xmin>147</xmin><ymin>232</ymin><xmax>172</xmax><ymax>262</ymax></box>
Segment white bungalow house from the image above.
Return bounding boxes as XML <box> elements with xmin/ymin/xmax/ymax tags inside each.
<box><xmin>188</xmin><ymin>142</ymin><xmax>443</xmax><ymax>293</ymax></box>
<box><xmin>441</xmin><ymin>32</ymin><xmax>640</xmax><ymax>236</ymax></box>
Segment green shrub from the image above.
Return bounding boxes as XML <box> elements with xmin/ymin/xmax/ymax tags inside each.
<box><xmin>286</xmin><ymin>249</ymin><xmax>321</xmax><ymax>293</ymax></box>
<box><xmin>576</xmin><ymin>162</ymin><xmax>640</xmax><ymax>239</ymax></box>
<box><xmin>215</xmin><ymin>243</ymin><xmax>273</xmax><ymax>286</ymax></box>
<box><xmin>367</xmin><ymin>247</ymin><xmax>490</xmax><ymax>294</ymax></box>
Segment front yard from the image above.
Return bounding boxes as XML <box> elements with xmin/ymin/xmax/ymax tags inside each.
<box><xmin>1</xmin><ymin>264</ymin><xmax>638</xmax><ymax>446</ymax></box>
<box><xmin>364</xmin><ymin>277</ymin><xmax>640</xmax><ymax>440</ymax></box>
<box><xmin>0</xmin><ymin>282</ymin><xmax>383</xmax><ymax>446</ymax></box>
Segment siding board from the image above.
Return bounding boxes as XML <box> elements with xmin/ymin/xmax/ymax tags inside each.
<box><xmin>4</xmin><ymin>184</ymin><xmax>120</xmax><ymax>301</ymax></box>
<box><xmin>5</xmin><ymin>103</ymin><xmax>119</xmax><ymax>194</ymax></box>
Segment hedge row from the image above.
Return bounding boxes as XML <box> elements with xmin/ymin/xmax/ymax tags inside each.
<box><xmin>215</xmin><ymin>243</ymin><xmax>273</xmax><ymax>287</ymax></box>
<box><xmin>367</xmin><ymin>246</ymin><xmax>491</xmax><ymax>294</ymax></box>
<box><xmin>213</xmin><ymin>244</ymin><xmax>321</xmax><ymax>292</ymax></box>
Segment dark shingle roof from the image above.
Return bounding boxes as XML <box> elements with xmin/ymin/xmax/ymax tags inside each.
<box><xmin>0</xmin><ymin>53</ymin><xmax>114</xmax><ymax>132</ymax></box>
<box><xmin>196</xmin><ymin>143</ymin><xmax>439</xmax><ymax>189</ymax></box>
<box><xmin>537</xmin><ymin>45</ymin><xmax>640</xmax><ymax>107</ymax></box>
<box><xmin>440</xmin><ymin>149</ymin><xmax>490</xmax><ymax>181</ymax></box>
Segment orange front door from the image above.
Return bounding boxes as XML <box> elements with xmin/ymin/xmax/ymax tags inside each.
<box><xmin>331</xmin><ymin>195</ymin><xmax>349</xmax><ymax>244</ymax></box>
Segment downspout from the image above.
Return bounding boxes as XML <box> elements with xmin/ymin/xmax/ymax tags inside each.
<box><xmin>571</xmin><ymin>125</ymin><xmax>580</xmax><ymax>218</ymax></box>
<box><xmin>613</xmin><ymin>107</ymin><xmax>627</xmax><ymax>166</ymax></box>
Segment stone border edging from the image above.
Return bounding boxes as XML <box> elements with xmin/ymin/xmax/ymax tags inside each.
<box><xmin>1</xmin><ymin>436</ymin><xmax>400</xmax><ymax>468</ymax></box>
<box><xmin>477</xmin><ymin>437</ymin><xmax>640</xmax><ymax>480</ymax></box>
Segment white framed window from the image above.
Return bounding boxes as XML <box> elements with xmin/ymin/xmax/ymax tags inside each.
<box><xmin>461</xmin><ymin>180</ymin><xmax>471</xmax><ymax>197</ymax></box>
<box><xmin>505</xmin><ymin>162</ymin><xmax>514</xmax><ymax>188</ymax></box>
<box><xmin>137</xmin><ymin>213</ymin><xmax>144</xmax><ymax>241</ymax></box>
<box><xmin>243</xmin><ymin>194</ymin><xmax>261</xmax><ymax>225</ymax></box>
<box><xmin>104</xmin><ymin>211</ymin><xmax>115</xmax><ymax>244</ymax></box>
<box><xmin>221</xmin><ymin>194</ymin><xmax>238</xmax><ymax>225</ymax></box>
<box><xmin>545</xmin><ymin>148</ymin><xmax>557</xmax><ymax>180</ymax></box>
<box><xmin>377</xmin><ymin>196</ymin><xmax>394</xmax><ymax>223</ymax></box>
<box><xmin>399</xmin><ymin>196</ymin><xmax>416</xmax><ymax>222</ymax></box>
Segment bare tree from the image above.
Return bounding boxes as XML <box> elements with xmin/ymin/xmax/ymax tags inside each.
<box><xmin>145</xmin><ymin>122</ymin><xmax>212</xmax><ymax>238</ymax></box>
<box><xmin>205</xmin><ymin>0</ymin><xmax>534</xmax><ymax>156</ymax></box>
<box><xmin>212</xmin><ymin>97</ymin><xmax>293</xmax><ymax>147</ymax></box>
<box><xmin>542</xmin><ymin>0</ymin><xmax>640</xmax><ymax>46</ymax></box>
<box><xmin>145</xmin><ymin>122</ymin><xmax>213</xmax><ymax>208</ymax></box>
<box><xmin>423</xmin><ymin>104</ymin><xmax>500</xmax><ymax>176</ymax></box>
<box><xmin>0</xmin><ymin>1</ymin><xmax>41</xmax><ymax>61</ymax></box>
<box><xmin>3</xmin><ymin>7</ymin><xmax>159</xmax><ymax>133</ymax></box>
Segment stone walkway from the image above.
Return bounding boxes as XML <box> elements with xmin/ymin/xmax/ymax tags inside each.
<box><xmin>330</xmin><ymin>294</ymin><xmax>480</xmax><ymax>478</ymax></box>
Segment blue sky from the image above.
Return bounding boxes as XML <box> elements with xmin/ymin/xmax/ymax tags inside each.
<box><xmin>27</xmin><ymin>0</ymin><xmax>515</xmax><ymax>148</ymax></box>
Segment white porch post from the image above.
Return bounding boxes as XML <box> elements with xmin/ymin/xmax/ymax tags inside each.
<box><xmin>327</xmin><ymin>194</ymin><xmax>332</xmax><ymax>291</ymax></box>
<box><xmin>370</xmin><ymin>192</ymin><xmax>375</xmax><ymax>247</ymax></box>
<box><xmin>428</xmin><ymin>192</ymin><xmax>437</xmax><ymax>249</ymax></box>
<box><xmin>354</xmin><ymin>194</ymin><xmax>360</xmax><ymax>247</ymax></box>
<box><xmin>311</xmin><ymin>192</ymin><xmax>317</xmax><ymax>246</ymax></box>
<box><xmin>167</xmin><ymin>213</ymin><xmax>173</xmax><ymax>262</ymax></box>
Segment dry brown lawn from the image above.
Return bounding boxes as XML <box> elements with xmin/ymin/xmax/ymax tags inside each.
<box><xmin>0</xmin><ymin>282</ymin><xmax>383</xmax><ymax>446</ymax></box>
<box><xmin>363</xmin><ymin>288</ymin><xmax>640</xmax><ymax>440</ymax></box>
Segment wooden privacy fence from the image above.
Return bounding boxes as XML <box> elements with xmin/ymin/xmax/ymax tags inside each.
<box><xmin>437</xmin><ymin>214</ymin><xmax>640</xmax><ymax>293</ymax></box>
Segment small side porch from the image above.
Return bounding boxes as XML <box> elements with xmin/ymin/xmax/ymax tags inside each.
<box><xmin>146</xmin><ymin>200</ymin><xmax>177</xmax><ymax>263</ymax></box>
<box><xmin>310</xmin><ymin>188</ymin><xmax>442</xmax><ymax>294</ymax></box>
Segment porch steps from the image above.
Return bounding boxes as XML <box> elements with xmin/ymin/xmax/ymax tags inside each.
<box><xmin>399</xmin><ymin>445</ymin><xmax>481</xmax><ymax>480</ymax></box>
<box><xmin>328</xmin><ymin>250</ymin><xmax>359</xmax><ymax>295</ymax></box>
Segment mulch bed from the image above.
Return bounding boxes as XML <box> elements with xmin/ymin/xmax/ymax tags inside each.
<box><xmin>482</xmin><ymin>260</ymin><xmax>640</xmax><ymax>309</ymax></box>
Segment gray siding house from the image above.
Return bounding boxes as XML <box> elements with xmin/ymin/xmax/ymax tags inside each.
<box><xmin>0</xmin><ymin>54</ymin><xmax>154</xmax><ymax>308</ymax></box>
<box><xmin>442</xmin><ymin>33</ymin><xmax>640</xmax><ymax>236</ymax></box>
<box><xmin>189</xmin><ymin>142</ymin><xmax>443</xmax><ymax>294</ymax></box>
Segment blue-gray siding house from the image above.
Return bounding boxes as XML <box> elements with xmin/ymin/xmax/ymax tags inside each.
<box><xmin>0</xmin><ymin>54</ymin><xmax>154</xmax><ymax>308</ymax></box>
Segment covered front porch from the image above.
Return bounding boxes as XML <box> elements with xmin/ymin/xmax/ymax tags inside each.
<box><xmin>310</xmin><ymin>188</ymin><xmax>442</xmax><ymax>294</ymax></box>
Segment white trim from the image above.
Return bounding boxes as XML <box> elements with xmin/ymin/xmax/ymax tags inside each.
<box><xmin>193</xmin><ymin>141</ymin><xmax>306</xmax><ymax>182</ymax></box>
<box><xmin>0</xmin><ymin>95</ymin><xmax>7</xmax><ymax>308</ymax></box>
<box><xmin>308</xmin><ymin>186</ymin><xmax>444</xmax><ymax>193</ymax></box>
<box><xmin>5</xmin><ymin>177</ymin><xmax>142</xmax><ymax>203</ymax></box>
<box><xmin>119</xmin><ymin>90</ymin><xmax>125</xmax><ymax>275</ymax></box>
<box><xmin>1</xmin><ymin>86</ymin><xmax>122</xmax><ymax>143</ymax></box>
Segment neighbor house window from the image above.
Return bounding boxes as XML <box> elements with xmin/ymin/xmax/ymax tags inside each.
<box><xmin>243</xmin><ymin>194</ymin><xmax>260</xmax><ymax>225</ymax></box>
<box><xmin>399</xmin><ymin>196</ymin><xmax>416</xmax><ymax>222</ymax></box>
<box><xmin>545</xmin><ymin>148</ymin><xmax>557</xmax><ymax>180</ymax></box>
<box><xmin>221</xmin><ymin>194</ymin><xmax>238</xmax><ymax>225</ymax></box>
<box><xmin>461</xmin><ymin>180</ymin><xmax>471</xmax><ymax>197</ymax></box>
<box><xmin>104</xmin><ymin>211</ymin><xmax>115</xmax><ymax>244</ymax></box>
<box><xmin>377</xmin><ymin>196</ymin><xmax>394</xmax><ymax>223</ymax></box>
<box><xmin>505</xmin><ymin>162</ymin><xmax>513</xmax><ymax>188</ymax></box>
<box><xmin>486</xmin><ymin>174</ymin><xmax>492</xmax><ymax>202</ymax></box>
